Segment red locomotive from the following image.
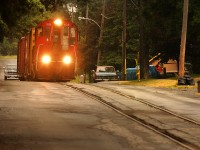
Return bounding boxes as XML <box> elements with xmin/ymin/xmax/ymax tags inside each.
<box><xmin>17</xmin><ymin>18</ymin><xmax>78</xmax><ymax>81</ymax></box>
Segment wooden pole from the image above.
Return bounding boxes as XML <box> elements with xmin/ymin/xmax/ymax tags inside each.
<box><xmin>179</xmin><ymin>0</ymin><xmax>189</xmax><ymax>79</ymax></box>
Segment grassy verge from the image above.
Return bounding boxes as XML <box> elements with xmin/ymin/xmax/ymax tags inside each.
<box><xmin>72</xmin><ymin>73</ymin><xmax>200</xmax><ymax>89</ymax></box>
<box><xmin>0</xmin><ymin>55</ymin><xmax>17</xmax><ymax>59</ymax></box>
<box><xmin>117</xmin><ymin>75</ymin><xmax>200</xmax><ymax>89</ymax></box>
<box><xmin>118</xmin><ymin>78</ymin><xmax>178</xmax><ymax>88</ymax></box>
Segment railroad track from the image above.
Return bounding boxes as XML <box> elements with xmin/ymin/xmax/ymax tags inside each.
<box><xmin>65</xmin><ymin>83</ymin><xmax>200</xmax><ymax>150</ymax></box>
<box><xmin>92</xmin><ymin>84</ymin><xmax>200</xmax><ymax>126</ymax></box>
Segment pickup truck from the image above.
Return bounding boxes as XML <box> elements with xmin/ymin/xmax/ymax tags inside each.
<box><xmin>91</xmin><ymin>66</ymin><xmax>118</xmax><ymax>82</ymax></box>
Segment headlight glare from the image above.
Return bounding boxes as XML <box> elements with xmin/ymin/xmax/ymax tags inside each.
<box><xmin>54</xmin><ymin>19</ymin><xmax>62</xmax><ymax>26</ymax></box>
<box><xmin>42</xmin><ymin>55</ymin><xmax>51</xmax><ymax>64</ymax></box>
<box><xmin>63</xmin><ymin>56</ymin><xmax>71</xmax><ymax>64</ymax></box>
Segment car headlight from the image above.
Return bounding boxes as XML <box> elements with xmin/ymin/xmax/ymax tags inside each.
<box><xmin>63</xmin><ymin>56</ymin><xmax>71</xmax><ymax>64</ymax></box>
<box><xmin>42</xmin><ymin>55</ymin><xmax>51</xmax><ymax>64</ymax></box>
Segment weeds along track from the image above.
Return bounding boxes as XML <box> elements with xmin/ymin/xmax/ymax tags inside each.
<box><xmin>65</xmin><ymin>83</ymin><xmax>200</xmax><ymax>150</ymax></box>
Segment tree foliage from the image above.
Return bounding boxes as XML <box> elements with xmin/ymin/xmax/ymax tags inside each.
<box><xmin>1</xmin><ymin>0</ymin><xmax>200</xmax><ymax>74</ymax></box>
<box><xmin>0</xmin><ymin>0</ymin><xmax>48</xmax><ymax>40</ymax></box>
<box><xmin>77</xmin><ymin>0</ymin><xmax>200</xmax><ymax>74</ymax></box>
<box><xmin>0</xmin><ymin>0</ymin><xmax>49</xmax><ymax>55</ymax></box>
<box><xmin>0</xmin><ymin>38</ymin><xmax>18</xmax><ymax>56</ymax></box>
<box><xmin>77</xmin><ymin>0</ymin><xmax>139</xmax><ymax>72</ymax></box>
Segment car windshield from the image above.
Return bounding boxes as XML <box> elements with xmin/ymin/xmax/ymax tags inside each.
<box><xmin>97</xmin><ymin>66</ymin><xmax>115</xmax><ymax>72</ymax></box>
<box><xmin>6</xmin><ymin>65</ymin><xmax>17</xmax><ymax>71</ymax></box>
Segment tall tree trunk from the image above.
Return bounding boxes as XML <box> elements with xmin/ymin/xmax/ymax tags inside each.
<box><xmin>97</xmin><ymin>0</ymin><xmax>105</xmax><ymax>65</ymax></box>
<box><xmin>86</xmin><ymin>2</ymin><xmax>89</xmax><ymax>25</ymax></box>
<box><xmin>179</xmin><ymin>0</ymin><xmax>189</xmax><ymax>79</ymax></box>
<box><xmin>122</xmin><ymin>0</ymin><xmax>126</xmax><ymax>80</ymax></box>
<box><xmin>139</xmin><ymin>0</ymin><xmax>149</xmax><ymax>79</ymax></box>
<box><xmin>54</xmin><ymin>0</ymin><xmax>58</xmax><ymax>10</ymax></box>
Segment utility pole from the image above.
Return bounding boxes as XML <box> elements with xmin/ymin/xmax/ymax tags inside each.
<box><xmin>178</xmin><ymin>0</ymin><xmax>189</xmax><ymax>83</ymax></box>
<box><xmin>122</xmin><ymin>0</ymin><xmax>126</xmax><ymax>81</ymax></box>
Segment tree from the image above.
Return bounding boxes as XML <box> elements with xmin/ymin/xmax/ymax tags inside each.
<box><xmin>185</xmin><ymin>0</ymin><xmax>200</xmax><ymax>73</ymax></box>
<box><xmin>138</xmin><ymin>0</ymin><xmax>149</xmax><ymax>79</ymax></box>
<box><xmin>79</xmin><ymin>0</ymin><xmax>200</xmax><ymax>75</ymax></box>
<box><xmin>0</xmin><ymin>38</ymin><xmax>18</xmax><ymax>55</ymax></box>
<box><xmin>1</xmin><ymin>0</ymin><xmax>200</xmax><ymax>75</ymax></box>
<box><xmin>0</xmin><ymin>0</ymin><xmax>47</xmax><ymax>41</ymax></box>
<box><xmin>0</xmin><ymin>18</ymin><xmax>9</xmax><ymax>42</ymax></box>
<box><xmin>122</xmin><ymin>0</ymin><xmax>126</xmax><ymax>80</ymax></box>
<box><xmin>97</xmin><ymin>0</ymin><xmax>106</xmax><ymax>65</ymax></box>
<box><xmin>77</xmin><ymin>0</ymin><xmax>104</xmax><ymax>72</ymax></box>
<box><xmin>143</xmin><ymin>1</ymin><xmax>182</xmax><ymax>62</ymax></box>
<box><xmin>0</xmin><ymin>0</ymin><xmax>50</xmax><ymax>56</ymax></box>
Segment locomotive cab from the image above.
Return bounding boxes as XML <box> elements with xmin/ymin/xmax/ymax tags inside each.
<box><xmin>32</xmin><ymin>18</ymin><xmax>78</xmax><ymax>81</ymax></box>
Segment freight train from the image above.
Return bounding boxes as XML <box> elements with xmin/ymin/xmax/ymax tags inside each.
<box><xmin>17</xmin><ymin>18</ymin><xmax>78</xmax><ymax>81</ymax></box>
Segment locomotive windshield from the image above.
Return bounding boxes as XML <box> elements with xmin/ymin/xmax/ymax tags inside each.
<box><xmin>68</xmin><ymin>27</ymin><xmax>76</xmax><ymax>46</ymax></box>
<box><xmin>60</xmin><ymin>26</ymin><xmax>77</xmax><ymax>51</ymax></box>
<box><xmin>62</xmin><ymin>26</ymin><xmax>69</xmax><ymax>50</ymax></box>
<box><xmin>53</xmin><ymin>27</ymin><xmax>60</xmax><ymax>43</ymax></box>
<box><xmin>36</xmin><ymin>23</ymin><xmax>77</xmax><ymax>51</ymax></box>
<box><xmin>37</xmin><ymin>27</ymin><xmax>43</xmax><ymax>37</ymax></box>
<box><xmin>70</xmin><ymin>28</ymin><xmax>76</xmax><ymax>37</ymax></box>
<box><xmin>44</xmin><ymin>26</ymin><xmax>51</xmax><ymax>39</ymax></box>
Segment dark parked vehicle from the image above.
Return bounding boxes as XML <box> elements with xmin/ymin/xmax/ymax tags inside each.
<box><xmin>91</xmin><ymin>66</ymin><xmax>118</xmax><ymax>82</ymax></box>
<box><xmin>119</xmin><ymin>65</ymin><xmax>159</xmax><ymax>80</ymax></box>
<box><xmin>3</xmin><ymin>64</ymin><xmax>18</xmax><ymax>80</ymax></box>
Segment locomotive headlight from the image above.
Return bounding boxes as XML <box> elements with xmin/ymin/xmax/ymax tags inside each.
<box><xmin>54</xmin><ymin>19</ymin><xmax>62</xmax><ymax>26</ymax></box>
<box><xmin>42</xmin><ymin>55</ymin><xmax>51</xmax><ymax>64</ymax></box>
<box><xmin>63</xmin><ymin>56</ymin><xmax>71</xmax><ymax>64</ymax></box>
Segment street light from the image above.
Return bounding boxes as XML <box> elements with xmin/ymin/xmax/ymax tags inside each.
<box><xmin>78</xmin><ymin>16</ymin><xmax>102</xmax><ymax>65</ymax></box>
<box><xmin>78</xmin><ymin>17</ymin><xmax>101</xmax><ymax>29</ymax></box>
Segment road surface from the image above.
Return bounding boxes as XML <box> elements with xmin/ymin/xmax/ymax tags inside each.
<box><xmin>0</xmin><ymin>59</ymin><xmax>193</xmax><ymax>150</ymax></box>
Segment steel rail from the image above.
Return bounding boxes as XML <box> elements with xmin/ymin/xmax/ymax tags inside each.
<box><xmin>65</xmin><ymin>84</ymin><xmax>197</xmax><ymax>150</ymax></box>
<box><xmin>92</xmin><ymin>84</ymin><xmax>200</xmax><ymax>126</ymax></box>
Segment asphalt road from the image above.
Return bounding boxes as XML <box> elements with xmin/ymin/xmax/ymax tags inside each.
<box><xmin>0</xmin><ymin>59</ymin><xmax>188</xmax><ymax>150</ymax></box>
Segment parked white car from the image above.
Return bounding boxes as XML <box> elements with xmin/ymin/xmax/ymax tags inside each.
<box><xmin>91</xmin><ymin>66</ymin><xmax>118</xmax><ymax>82</ymax></box>
<box><xmin>3</xmin><ymin>64</ymin><xmax>18</xmax><ymax>80</ymax></box>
